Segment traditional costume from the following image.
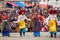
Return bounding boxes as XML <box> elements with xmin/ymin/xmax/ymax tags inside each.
<box><xmin>48</xmin><ymin>9</ymin><xmax>58</xmax><ymax>38</ymax></box>
<box><xmin>2</xmin><ymin>20</ymin><xmax>11</xmax><ymax>37</ymax></box>
<box><xmin>18</xmin><ymin>20</ymin><xmax>26</xmax><ymax>36</ymax></box>
<box><xmin>17</xmin><ymin>11</ymin><xmax>27</xmax><ymax>36</ymax></box>
<box><xmin>33</xmin><ymin>13</ymin><xmax>42</xmax><ymax>37</ymax></box>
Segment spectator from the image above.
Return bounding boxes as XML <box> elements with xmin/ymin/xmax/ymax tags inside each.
<box><xmin>1</xmin><ymin>11</ymin><xmax>8</xmax><ymax>20</ymax></box>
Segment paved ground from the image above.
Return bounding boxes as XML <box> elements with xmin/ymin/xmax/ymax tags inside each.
<box><xmin>0</xmin><ymin>32</ymin><xmax>60</xmax><ymax>40</ymax></box>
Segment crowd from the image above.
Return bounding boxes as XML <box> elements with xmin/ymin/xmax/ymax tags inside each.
<box><xmin>0</xmin><ymin>2</ymin><xmax>60</xmax><ymax>38</ymax></box>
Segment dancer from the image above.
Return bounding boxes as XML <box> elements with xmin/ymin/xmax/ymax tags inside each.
<box><xmin>33</xmin><ymin>12</ymin><xmax>42</xmax><ymax>37</ymax></box>
<box><xmin>2</xmin><ymin>20</ymin><xmax>11</xmax><ymax>37</ymax></box>
<box><xmin>16</xmin><ymin>11</ymin><xmax>27</xmax><ymax>36</ymax></box>
<box><xmin>48</xmin><ymin>8</ymin><xmax>58</xmax><ymax>38</ymax></box>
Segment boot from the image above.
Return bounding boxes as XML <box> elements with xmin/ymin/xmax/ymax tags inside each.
<box><xmin>54</xmin><ymin>33</ymin><xmax>56</xmax><ymax>38</ymax></box>
<box><xmin>23</xmin><ymin>32</ymin><xmax>25</xmax><ymax>36</ymax></box>
<box><xmin>50</xmin><ymin>34</ymin><xmax>53</xmax><ymax>37</ymax></box>
<box><xmin>20</xmin><ymin>32</ymin><xmax>22</xmax><ymax>37</ymax></box>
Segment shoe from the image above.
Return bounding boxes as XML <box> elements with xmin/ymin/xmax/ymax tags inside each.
<box><xmin>20</xmin><ymin>33</ymin><xmax>22</xmax><ymax>37</ymax></box>
<box><xmin>50</xmin><ymin>34</ymin><xmax>53</xmax><ymax>37</ymax></box>
<box><xmin>8</xmin><ymin>36</ymin><xmax>10</xmax><ymax>37</ymax></box>
<box><xmin>54</xmin><ymin>33</ymin><xmax>56</xmax><ymax>38</ymax></box>
<box><xmin>38</xmin><ymin>35</ymin><xmax>40</xmax><ymax>37</ymax></box>
<box><xmin>50</xmin><ymin>35</ymin><xmax>53</xmax><ymax>38</ymax></box>
<box><xmin>23</xmin><ymin>33</ymin><xmax>25</xmax><ymax>36</ymax></box>
<box><xmin>20</xmin><ymin>34</ymin><xmax>22</xmax><ymax>37</ymax></box>
<box><xmin>54</xmin><ymin>35</ymin><xmax>56</xmax><ymax>38</ymax></box>
<box><xmin>34</xmin><ymin>35</ymin><xmax>37</xmax><ymax>37</ymax></box>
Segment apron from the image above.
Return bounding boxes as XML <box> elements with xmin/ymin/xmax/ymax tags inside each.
<box><xmin>48</xmin><ymin>20</ymin><xmax>57</xmax><ymax>32</ymax></box>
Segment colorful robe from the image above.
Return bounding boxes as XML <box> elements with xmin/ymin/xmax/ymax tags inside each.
<box><xmin>48</xmin><ymin>14</ymin><xmax>58</xmax><ymax>32</ymax></box>
<box><xmin>18</xmin><ymin>20</ymin><xmax>26</xmax><ymax>30</ymax></box>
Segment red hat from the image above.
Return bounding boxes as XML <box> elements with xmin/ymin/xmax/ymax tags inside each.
<box><xmin>48</xmin><ymin>9</ymin><xmax>57</xmax><ymax>14</ymax></box>
<box><xmin>20</xmin><ymin>10</ymin><xmax>25</xmax><ymax>13</ymax></box>
<box><xmin>53</xmin><ymin>10</ymin><xmax>57</xmax><ymax>13</ymax></box>
<box><xmin>18</xmin><ymin>10</ymin><xmax>25</xmax><ymax>15</ymax></box>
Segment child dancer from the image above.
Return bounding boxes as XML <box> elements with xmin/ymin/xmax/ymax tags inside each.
<box><xmin>48</xmin><ymin>9</ymin><xmax>58</xmax><ymax>38</ymax></box>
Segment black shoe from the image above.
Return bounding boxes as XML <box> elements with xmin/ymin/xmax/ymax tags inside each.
<box><xmin>20</xmin><ymin>34</ymin><xmax>22</xmax><ymax>37</ymax></box>
<box><xmin>20</xmin><ymin>33</ymin><xmax>22</xmax><ymax>37</ymax></box>
<box><xmin>54</xmin><ymin>34</ymin><xmax>56</xmax><ymax>38</ymax></box>
<box><xmin>54</xmin><ymin>33</ymin><xmax>56</xmax><ymax>38</ymax></box>
<box><xmin>34</xmin><ymin>36</ymin><xmax>37</xmax><ymax>37</ymax></box>
<box><xmin>50</xmin><ymin>34</ymin><xmax>53</xmax><ymax>37</ymax></box>
<box><xmin>23</xmin><ymin>32</ymin><xmax>25</xmax><ymax>36</ymax></box>
<box><xmin>8</xmin><ymin>35</ymin><xmax>10</xmax><ymax>37</ymax></box>
<box><xmin>50</xmin><ymin>36</ymin><xmax>53</xmax><ymax>37</ymax></box>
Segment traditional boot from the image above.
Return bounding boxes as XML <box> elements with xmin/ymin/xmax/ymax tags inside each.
<box><xmin>23</xmin><ymin>32</ymin><xmax>25</xmax><ymax>36</ymax></box>
<box><xmin>54</xmin><ymin>33</ymin><xmax>56</xmax><ymax>38</ymax></box>
<box><xmin>50</xmin><ymin>34</ymin><xmax>53</xmax><ymax>37</ymax></box>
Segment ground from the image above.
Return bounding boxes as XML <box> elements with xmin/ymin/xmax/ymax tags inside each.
<box><xmin>0</xmin><ymin>32</ymin><xmax>60</xmax><ymax>40</ymax></box>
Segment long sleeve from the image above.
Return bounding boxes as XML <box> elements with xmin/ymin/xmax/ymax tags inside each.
<box><xmin>13</xmin><ymin>15</ymin><xmax>20</xmax><ymax>23</ymax></box>
<box><xmin>14</xmin><ymin>15</ymin><xmax>28</xmax><ymax>23</ymax></box>
<box><xmin>55</xmin><ymin>15</ymin><xmax>58</xmax><ymax>25</ymax></box>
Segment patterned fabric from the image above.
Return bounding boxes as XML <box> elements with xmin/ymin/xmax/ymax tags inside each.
<box><xmin>2</xmin><ymin>21</ymin><xmax>11</xmax><ymax>36</ymax></box>
<box><xmin>33</xmin><ymin>16</ymin><xmax>41</xmax><ymax>32</ymax></box>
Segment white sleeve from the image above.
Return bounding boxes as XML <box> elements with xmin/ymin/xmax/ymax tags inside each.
<box><xmin>24</xmin><ymin>15</ymin><xmax>27</xmax><ymax>20</ymax></box>
<box><xmin>55</xmin><ymin>16</ymin><xmax>58</xmax><ymax>25</ymax></box>
<box><xmin>14</xmin><ymin>15</ymin><xmax>20</xmax><ymax>23</ymax></box>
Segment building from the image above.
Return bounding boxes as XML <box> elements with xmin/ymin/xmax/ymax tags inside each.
<box><xmin>0</xmin><ymin>0</ymin><xmax>60</xmax><ymax>7</ymax></box>
<box><xmin>30</xmin><ymin>0</ymin><xmax>60</xmax><ymax>7</ymax></box>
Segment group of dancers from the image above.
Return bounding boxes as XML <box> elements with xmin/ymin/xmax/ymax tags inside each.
<box><xmin>1</xmin><ymin>8</ymin><xmax>58</xmax><ymax>38</ymax></box>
